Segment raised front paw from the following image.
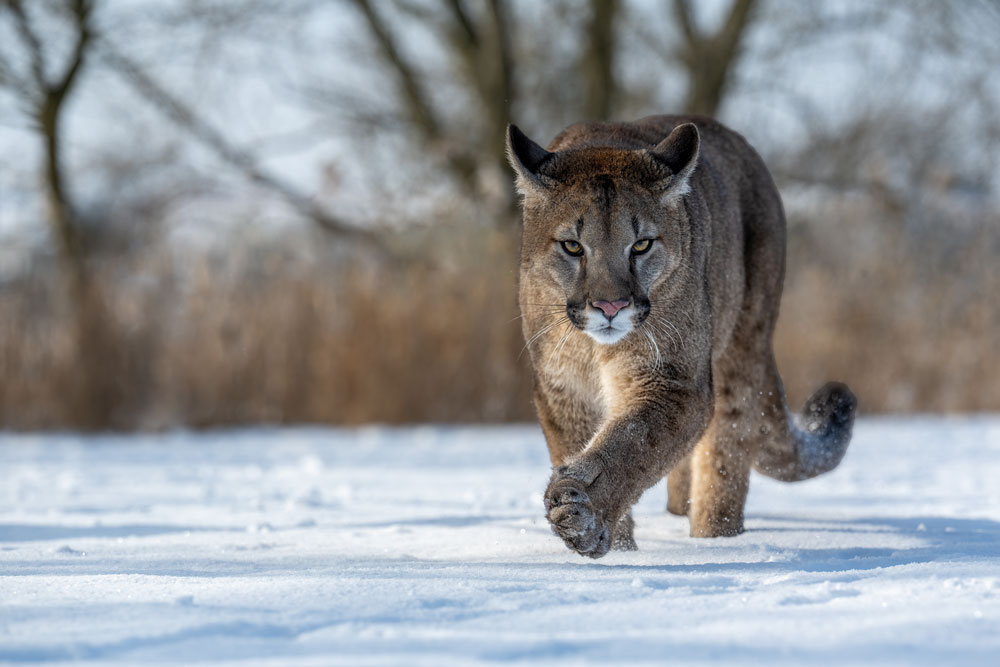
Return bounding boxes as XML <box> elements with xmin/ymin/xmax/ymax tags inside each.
<box><xmin>544</xmin><ymin>470</ymin><xmax>612</xmax><ymax>559</ymax></box>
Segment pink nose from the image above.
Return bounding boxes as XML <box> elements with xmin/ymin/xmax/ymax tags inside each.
<box><xmin>592</xmin><ymin>299</ymin><xmax>629</xmax><ymax>319</ymax></box>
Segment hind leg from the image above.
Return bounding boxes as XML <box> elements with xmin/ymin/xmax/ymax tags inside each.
<box><xmin>688</xmin><ymin>413</ymin><xmax>753</xmax><ymax>537</ymax></box>
<box><xmin>666</xmin><ymin>453</ymin><xmax>692</xmax><ymax>515</ymax></box>
<box><xmin>685</xmin><ymin>199</ymin><xmax>788</xmax><ymax>536</ymax></box>
<box><xmin>687</xmin><ymin>313</ymin><xmax>781</xmax><ymax>537</ymax></box>
<box><xmin>686</xmin><ymin>322</ymin><xmax>794</xmax><ymax>537</ymax></box>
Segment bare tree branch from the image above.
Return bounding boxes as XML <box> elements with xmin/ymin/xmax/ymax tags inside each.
<box><xmin>0</xmin><ymin>51</ymin><xmax>33</xmax><ymax>97</ymax></box>
<box><xmin>671</xmin><ymin>0</ymin><xmax>758</xmax><ymax>116</ymax></box>
<box><xmin>350</xmin><ymin>0</ymin><xmax>441</xmax><ymax>141</ymax></box>
<box><xmin>441</xmin><ymin>0</ymin><xmax>513</xmax><ymax>147</ymax></box>
<box><xmin>443</xmin><ymin>0</ymin><xmax>478</xmax><ymax>48</ymax></box>
<box><xmin>98</xmin><ymin>43</ymin><xmax>385</xmax><ymax>250</ymax></box>
<box><xmin>49</xmin><ymin>0</ymin><xmax>94</xmax><ymax>105</ymax></box>
<box><xmin>4</xmin><ymin>0</ymin><xmax>46</xmax><ymax>96</ymax></box>
<box><xmin>2</xmin><ymin>0</ymin><xmax>97</xmax><ymax>288</ymax></box>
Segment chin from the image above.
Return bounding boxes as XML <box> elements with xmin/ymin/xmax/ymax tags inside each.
<box><xmin>584</xmin><ymin>326</ymin><xmax>632</xmax><ymax>345</ymax></box>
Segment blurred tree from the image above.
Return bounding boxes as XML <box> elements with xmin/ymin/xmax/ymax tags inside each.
<box><xmin>671</xmin><ymin>0</ymin><xmax>757</xmax><ymax>116</ymax></box>
<box><xmin>324</xmin><ymin>0</ymin><xmax>767</xmax><ymax>225</ymax></box>
<box><xmin>348</xmin><ymin>0</ymin><xmax>515</xmax><ymax>219</ymax></box>
<box><xmin>342</xmin><ymin>0</ymin><xmax>628</xmax><ymax>224</ymax></box>
<box><xmin>1</xmin><ymin>0</ymin><xmax>93</xmax><ymax>292</ymax></box>
<box><xmin>1</xmin><ymin>0</ymin><xmax>998</xmax><ymax>428</ymax></box>
<box><xmin>581</xmin><ymin>0</ymin><xmax>620</xmax><ymax>120</ymax></box>
<box><xmin>0</xmin><ymin>0</ymin><xmax>126</xmax><ymax>428</ymax></box>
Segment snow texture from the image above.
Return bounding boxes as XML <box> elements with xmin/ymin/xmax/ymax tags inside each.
<box><xmin>1</xmin><ymin>417</ymin><xmax>999</xmax><ymax>665</ymax></box>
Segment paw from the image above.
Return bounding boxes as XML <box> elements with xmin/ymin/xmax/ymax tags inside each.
<box><xmin>544</xmin><ymin>471</ymin><xmax>612</xmax><ymax>559</ymax></box>
<box><xmin>689</xmin><ymin>515</ymin><xmax>745</xmax><ymax>538</ymax></box>
<box><xmin>612</xmin><ymin>513</ymin><xmax>638</xmax><ymax>551</ymax></box>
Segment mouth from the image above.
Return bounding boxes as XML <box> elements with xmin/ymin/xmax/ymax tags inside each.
<box><xmin>583</xmin><ymin>320</ymin><xmax>633</xmax><ymax>345</ymax></box>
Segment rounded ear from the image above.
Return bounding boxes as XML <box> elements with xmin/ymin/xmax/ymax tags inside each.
<box><xmin>646</xmin><ymin>123</ymin><xmax>700</xmax><ymax>201</ymax></box>
<box><xmin>506</xmin><ymin>124</ymin><xmax>555</xmax><ymax>195</ymax></box>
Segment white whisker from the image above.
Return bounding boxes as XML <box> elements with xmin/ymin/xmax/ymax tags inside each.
<box><xmin>519</xmin><ymin>316</ymin><xmax>568</xmax><ymax>359</ymax></box>
<box><xmin>643</xmin><ymin>317</ymin><xmax>669</xmax><ymax>344</ymax></box>
<box><xmin>545</xmin><ymin>324</ymin><xmax>574</xmax><ymax>369</ymax></box>
<box><xmin>644</xmin><ymin>328</ymin><xmax>662</xmax><ymax>370</ymax></box>
<box><xmin>651</xmin><ymin>315</ymin><xmax>682</xmax><ymax>349</ymax></box>
<box><xmin>641</xmin><ymin>329</ymin><xmax>653</xmax><ymax>357</ymax></box>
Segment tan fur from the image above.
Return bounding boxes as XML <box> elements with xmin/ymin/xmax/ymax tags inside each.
<box><xmin>665</xmin><ymin>452</ymin><xmax>692</xmax><ymax>516</ymax></box>
<box><xmin>507</xmin><ymin>116</ymin><xmax>857</xmax><ymax>558</ymax></box>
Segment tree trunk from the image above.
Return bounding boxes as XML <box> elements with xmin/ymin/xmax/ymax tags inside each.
<box><xmin>22</xmin><ymin>0</ymin><xmax>121</xmax><ymax>429</ymax></box>
<box><xmin>582</xmin><ymin>0</ymin><xmax>619</xmax><ymax>120</ymax></box>
<box><xmin>674</xmin><ymin>0</ymin><xmax>757</xmax><ymax>117</ymax></box>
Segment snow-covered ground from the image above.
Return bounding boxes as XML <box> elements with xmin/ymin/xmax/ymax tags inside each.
<box><xmin>1</xmin><ymin>417</ymin><xmax>999</xmax><ymax>665</ymax></box>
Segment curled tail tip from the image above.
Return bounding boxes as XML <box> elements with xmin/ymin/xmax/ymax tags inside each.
<box><xmin>804</xmin><ymin>381</ymin><xmax>857</xmax><ymax>433</ymax></box>
<box><xmin>754</xmin><ymin>381</ymin><xmax>857</xmax><ymax>482</ymax></box>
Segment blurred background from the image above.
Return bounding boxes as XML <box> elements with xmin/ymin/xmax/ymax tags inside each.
<box><xmin>0</xmin><ymin>0</ymin><xmax>997</xmax><ymax>431</ymax></box>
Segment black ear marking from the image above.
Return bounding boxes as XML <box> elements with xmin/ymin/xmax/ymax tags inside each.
<box><xmin>506</xmin><ymin>124</ymin><xmax>556</xmax><ymax>194</ymax></box>
<box><xmin>507</xmin><ymin>124</ymin><xmax>552</xmax><ymax>173</ymax></box>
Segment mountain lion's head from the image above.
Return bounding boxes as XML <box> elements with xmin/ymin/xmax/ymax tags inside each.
<box><xmin>507</xmin><ymin>123</ymin><xmax>700</xmax><ymax>345</ymax></box>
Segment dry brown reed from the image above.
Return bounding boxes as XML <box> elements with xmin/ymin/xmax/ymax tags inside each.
<box><xmin>1</xmin><ymin>200</ymin><xmax>997</xmax><ymax>430</ymax></box>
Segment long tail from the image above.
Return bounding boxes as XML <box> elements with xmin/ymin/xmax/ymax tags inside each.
<box><xmin>753</xmin><ymin>382</ymin><xmax>857</xmax><ymax>482</ymax></box>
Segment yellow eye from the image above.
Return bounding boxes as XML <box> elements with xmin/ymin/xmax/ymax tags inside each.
<box><xmin>560</xmin><ymin>240</ymin><xmax>584</xmax><ymax>256</ymax></box>
<box><xmin>631</xmin><ymin>239</ymin><xmax>652</xmax><ymax>255</ymax></box>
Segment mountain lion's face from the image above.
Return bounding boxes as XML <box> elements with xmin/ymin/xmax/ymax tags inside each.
<box><xmin>508</xmin><ymin>124</ymin><xmax>700</xmax><ymax>345</ymax></box>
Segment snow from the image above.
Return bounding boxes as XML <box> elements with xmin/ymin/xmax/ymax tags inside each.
<box><xmin>2</xmin><ymin>417</ymin><xmax>999</xmax><ymax>665</ymax></box>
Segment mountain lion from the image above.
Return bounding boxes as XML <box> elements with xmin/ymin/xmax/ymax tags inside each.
<box><xmin>507</xmin><ymin>115</ymin><xmax>856</xmax><ymax>558</ymax></box>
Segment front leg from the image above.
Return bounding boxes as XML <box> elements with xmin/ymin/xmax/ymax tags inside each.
<box><xmin>544</xmin><ymin>386</ymin><xmax>713</xmax><ymax>558</ymax></box>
